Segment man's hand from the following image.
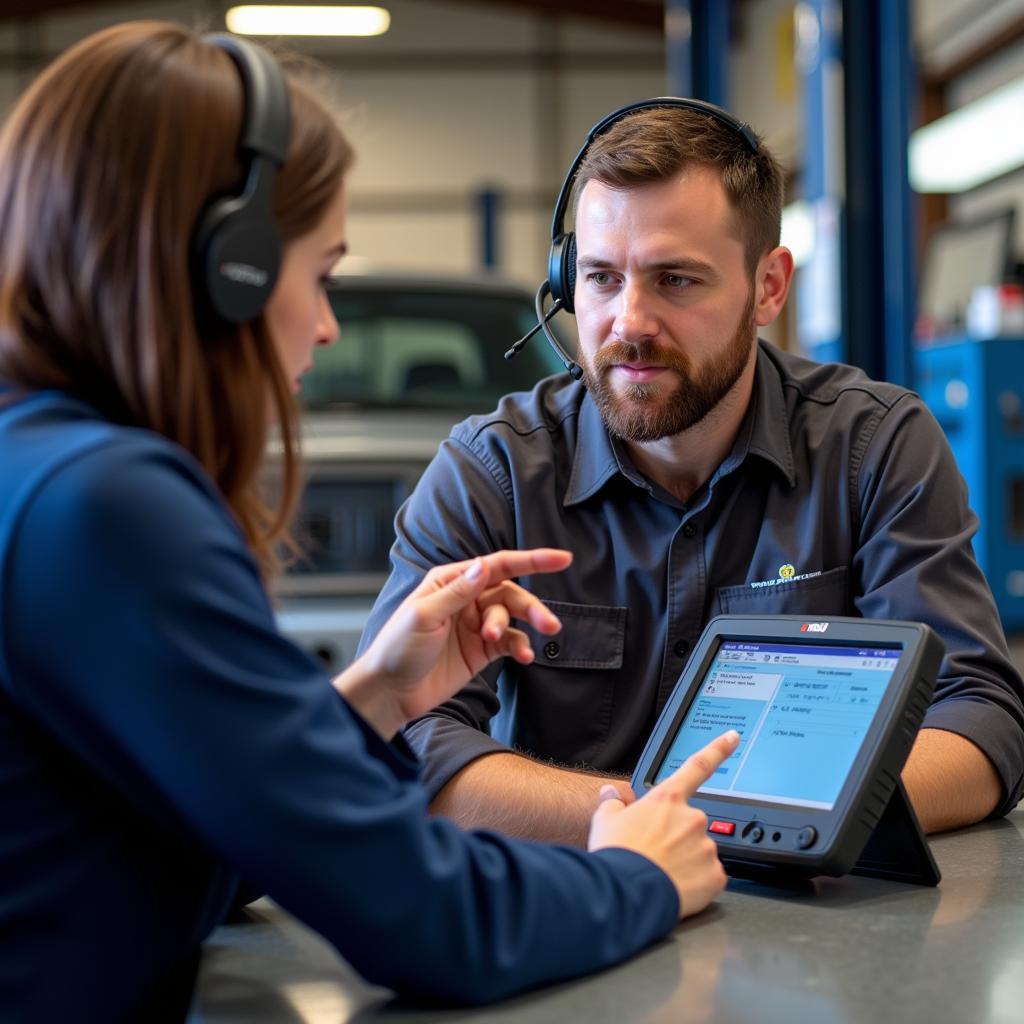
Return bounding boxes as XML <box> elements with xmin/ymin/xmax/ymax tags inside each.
<box><xmin>588</xmin><ymin>730</ymin><xmax>740</xmax><ymax>919</ymax></box>
<box><xmin>334</xmin><ymin>548</ymin><xmax>571</xmax><ymax>738</ymax></box>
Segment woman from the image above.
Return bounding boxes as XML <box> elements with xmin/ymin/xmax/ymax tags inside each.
<box><xmin>0</xmin><ymin>21</ymin><xmax>737</xmax><ymax>1021</ymax></box>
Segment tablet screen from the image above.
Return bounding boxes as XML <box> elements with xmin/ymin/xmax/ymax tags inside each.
<box><xmin>653</xmin><ymin>640</ymin><xmax>902</xmax><ymax>808</ymax></box>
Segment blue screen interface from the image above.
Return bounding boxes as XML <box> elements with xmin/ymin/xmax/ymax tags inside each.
<box><xmin>653</xmin><ymin>641</ymin><xmax>901</xmax><ymax>808</ymax></box>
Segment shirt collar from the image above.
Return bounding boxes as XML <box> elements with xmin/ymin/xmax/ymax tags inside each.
<box><xmin>563</xmin><ymin>391</ymin><xmax>628</xmax><ymax>507</ymax></box>
<box><xmin>744</xmin><ymin>341</ymin><xmax>796</xmax><ymax>487</ymax></box>
<box><xmin>562</xmin><ymin>341</ymin><xmax>796</xmax><ymax>508</ymax></box>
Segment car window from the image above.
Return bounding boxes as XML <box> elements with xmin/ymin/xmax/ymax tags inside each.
<box><xmin>299</xmin><ymin>285</ymin><xmax>569</xmax><ymax>412</ymax></box>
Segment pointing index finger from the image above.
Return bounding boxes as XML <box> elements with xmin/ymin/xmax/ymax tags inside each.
<box><xmin>662</xmin><ymin>730</ymin><xmax>741</xmax><ymax>798</ymax></box>
<box><xmin>478</xmin><ymin>548</ymin><xmax>572</xmax><ymax>582</ymax></box>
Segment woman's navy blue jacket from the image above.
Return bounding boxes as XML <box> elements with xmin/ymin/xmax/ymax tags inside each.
<box><xmin>0</xmin><ymin>391</ymin><xmax>677</xmax><ymax>1022</ymax></box>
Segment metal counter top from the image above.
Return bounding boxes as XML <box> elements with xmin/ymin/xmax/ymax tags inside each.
<box><xmin>189</xmin><ymin>810</ymin><xmax>1024</xmax><ymax>1024</ymax></box>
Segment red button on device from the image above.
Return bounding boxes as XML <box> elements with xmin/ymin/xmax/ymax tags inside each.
<box><xmin>709</xmin><ymin>820</ymin><xmax>735</xmax><ymax>836</ymax></box>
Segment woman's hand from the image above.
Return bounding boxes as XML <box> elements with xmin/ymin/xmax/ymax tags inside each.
<box><xmin>334</xmin><ymin>549</ymin><xmax>572</xmax><ymax>738</ymax></box>
<box><xmin>588</xmin><ymin>730</ymin><xmax>741</xmax><ymax>920</ymax></box>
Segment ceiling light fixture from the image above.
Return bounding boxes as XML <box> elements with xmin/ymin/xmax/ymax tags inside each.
<box><xmin>910</xmin><ymin>76</ymin><xmax>1024</xmax><ymax>193</ymax></box>
<box><xmin>225</xmin><ymin>5</ymin><xmax>391</xmax><ymax>37</ymax></box>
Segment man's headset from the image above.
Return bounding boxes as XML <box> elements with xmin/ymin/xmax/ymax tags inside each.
<box><xmin>192</xmin><ymin>35</ymin><xmax>290</xmax><ymax>329</ymax></box>
<box><xmin>504</xmin><ymin>97</ymin><xmax>759</xmax><ymax>380</ymax></box>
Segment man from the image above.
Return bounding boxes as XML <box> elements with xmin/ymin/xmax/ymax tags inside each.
<box><xmin>358</xmin><ymin>103</ymin><xmax>1024</xmax><ymax>843</ymax></box>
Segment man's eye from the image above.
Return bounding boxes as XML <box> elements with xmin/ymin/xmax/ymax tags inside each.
<box><xmin>588</xmin><ymin>272</ymin><xmax>613</xmax><ymax>286</ymax></box>
<box><xmin>663</xmin><ymin>274</ymin><xmax>693</xmax><ymax>289</ymax></box>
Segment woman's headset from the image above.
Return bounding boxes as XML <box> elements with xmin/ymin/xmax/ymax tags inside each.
<box><xmin>191</xmin><ymin>35</ymin><xmax>290</xmax><ymax>329</ymax></box>
<box><xmin>505</xmin><ymin>96</ymin><xmax>759</xmax><ymax>380</ymax></box>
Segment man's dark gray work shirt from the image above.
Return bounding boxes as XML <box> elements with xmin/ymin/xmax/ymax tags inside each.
<box><xmin>359</xmin><ymin>340</ymin><xmax>1024</xmax><ymax>815</ymax></box>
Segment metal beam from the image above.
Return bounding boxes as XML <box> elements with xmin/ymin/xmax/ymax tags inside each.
<box><xmin>0</xmin><ymin>0</ymin><xmax>105</xmax><ymax>18</ymax></box>
<box><xmin>438</xmin><ymin>0</ymin><xmax>663</xmax><ymax>31</ymax></box>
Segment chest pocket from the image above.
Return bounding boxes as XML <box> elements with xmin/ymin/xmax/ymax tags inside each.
<box><xmin>714</xmin><ymin>565</ymin><xmax>850</xmax><ymax>616</ymax></box>
<box><xmin>506</xmin><ymin>600</ymin><xmax>627</xmax><ymax>765</ymax></box>
<box><xmin>523</xmin><ymin>600</ymin><xmax>627</xmax><ymax>669</ymax></box>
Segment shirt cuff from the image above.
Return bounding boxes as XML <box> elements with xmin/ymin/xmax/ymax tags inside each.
<box><xmin>922</xmin><ymin>698</ymin><xmax>1024</xmax><ymax>817</ymax></box>
<box><xmin>404</xmin><ymin>715</ymin><xmax>510</xmax><ymax>800</ymax></box>
<box><xmin>590</xmin><ymin>846</ymin><xmax>680</xmax><ymax>929</ymax></box>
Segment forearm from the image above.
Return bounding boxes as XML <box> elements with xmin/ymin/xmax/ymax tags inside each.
<box><xmin>430</xmin><ymin>751</ymin><xmax>632</xmax><ymax>846</ymax></box>
<box><xmin>902</xmin><ymin>727</ymin><xmax>1002</xmax><ymax>834</ymax></box>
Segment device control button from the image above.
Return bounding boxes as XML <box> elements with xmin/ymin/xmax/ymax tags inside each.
<box><xmin>796</xmin><ymin>827</ymin><xmax>818</xmax><ymax>849</ymax></box>
<box><xmin>742</xmin><ymin>822</ymin><xmax>764</xmax><ymax>843</ymax></box>
<box><xmin>682</xmin><ymin>522</ymin><xmax>697</xmax><ymax>538</ymax></box>
<box><xmin>543</xmin><ymin>641</ymin><xmax>560</xmax><ymax>660</ymax></box>
<box><xmin>673</xmin><ymin>639</ymin><xmax>690</xmax><ymax>658</ymax></box>
<box><xmin>709</xmin><ymin>820</ymin><xmax>735</xmax><ymax>836</ymax></box>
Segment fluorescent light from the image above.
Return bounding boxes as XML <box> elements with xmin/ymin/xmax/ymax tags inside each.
<box><xmin>781</xmin><ymin>199</ymin><xmax>814</xmax><ymax>269</ymax></box>
<box><xmin>910</xmin><ymin>76</ymin><xmax>1024</xmax><ymax>193</ymax></box>
<box><xmin>226</xmin><ymin>5</ymin><xmax>390</xmax><ymax>37</ymax></box>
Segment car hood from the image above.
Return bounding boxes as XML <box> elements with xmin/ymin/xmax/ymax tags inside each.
<box><xmin>298</xmin><ymin>408</ymin><xmax>465</xmax><ymax>463</ymax></box>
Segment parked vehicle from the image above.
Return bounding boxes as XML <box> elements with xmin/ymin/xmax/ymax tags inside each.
<box><xmin>272</xmin><ymin>273</ymin><xmax>566</xmax><ymax>671</ymax></box>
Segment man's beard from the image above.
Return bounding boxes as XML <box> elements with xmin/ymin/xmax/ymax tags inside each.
<box><xmin>581</xmin><ymin>290</ymin><xmax>757</xmax><ymax>443</ymax></box>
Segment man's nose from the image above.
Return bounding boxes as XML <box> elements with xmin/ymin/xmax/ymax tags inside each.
<box><xmin>612</xmin><ymin>282</ymin><xmax>658</xmax><ymax>343</ymax></box>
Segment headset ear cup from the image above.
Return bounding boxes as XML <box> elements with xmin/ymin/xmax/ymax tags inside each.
<box><xmin>548</xmin><ymin>232</ymin><xmax>577</xmax><ymax>314</ymax></box>
<box><xmin>192</xmin><ymin>197</ymin><xmax>231</xmax><ymax>321</ymax></box>
<box><xmin>563</xmin><ymin>233</ymin><xmax>577</xmax><ymax>314</ymax></box>
<box><xmin>193</xmin><ymin>196</ymin><xmax>281</xmax><ymax>326</ymax></box>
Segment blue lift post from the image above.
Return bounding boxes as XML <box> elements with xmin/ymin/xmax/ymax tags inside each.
<box><xmin>842</xmin><ymin>0</ymin><xmax>915</xmax><ymax>386</ymax></box>
<box><xmin>666</xmin><ymin>0</ymin><xmax>915</xmax><ymax>388</ymax></box>
<box><xmin>796</xmin><ymin>0</ymin><xmax>844</xmax><ymax>365</ymax></box>
<box><xmin>665</xmin><ymin>0</ymin><xmax>730</xmax><ymax>105</ymax></box>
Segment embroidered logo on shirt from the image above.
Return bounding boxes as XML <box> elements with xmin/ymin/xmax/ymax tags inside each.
<box><xmin>748</xmin><ymin>566</ymin><xmax>822</xmax><ymax>589</ymax></box>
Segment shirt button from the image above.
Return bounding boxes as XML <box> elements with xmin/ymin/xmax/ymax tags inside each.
<box><xmin>674</xmin><ymin>640</ymin><xmax>690</xmax><ymax>658</ymax></box>
<box><xmin>543</xmin><ymin>641</ymin><xmax>560</xmax><ymax>660</ymax></box>
<box><xmin>682</xmin><ymin>522</ymin><xmax>697</xmax><ymax>538</ymax></box>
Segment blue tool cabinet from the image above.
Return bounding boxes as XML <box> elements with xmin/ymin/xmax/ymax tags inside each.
<box><xmin>913</xmin><ymin>337</ymin><xmax>1024</xmax><ymax>631</ymax></box>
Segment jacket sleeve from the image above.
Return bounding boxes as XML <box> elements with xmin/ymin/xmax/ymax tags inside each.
<box><xmin>852</xmin><ymin>395</ymin><xmax>1024</xmax><ymax>816</ymax></box>
<box><xmin>357</xmin><ymin>433</ymin><xmax>526</xmax><ymax>798</ymax></box>
<box><xmin>3</xmin><ymin>438</ymin><xmax>678</xmax><ymax>1004</ymax></box>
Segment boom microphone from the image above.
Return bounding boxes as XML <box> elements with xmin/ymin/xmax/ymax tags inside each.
<box><xmin>504</xmin><ymin>281</ymin><xmax>583</xmax><ymax>381</ymax></box>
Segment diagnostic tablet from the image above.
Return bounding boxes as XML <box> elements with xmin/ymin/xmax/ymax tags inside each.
<box><xmin>631</xmin><ymin>615</ymin><xmax>944</xmax><ymax>884</ymax></box>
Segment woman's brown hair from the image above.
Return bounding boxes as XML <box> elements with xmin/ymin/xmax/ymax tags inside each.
<box><xmin>0</xmin><ymin>21</ymin><xmax>354</xmax><ymax>577</ymax></box>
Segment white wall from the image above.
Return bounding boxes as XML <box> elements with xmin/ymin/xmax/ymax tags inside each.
<box><xmin>0</xmin><ymin>0</ymin><xmax>807</xmax><ymax>309</ymax></box>
<box><xmin>0</xmin><ymin>0</ymin><xmax>666</xmax><ymax>287</ymax></box>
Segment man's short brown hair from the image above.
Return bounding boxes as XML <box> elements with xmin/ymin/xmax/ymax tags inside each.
<box><xmin>572</xmin><ymin>106</ymin><xmax>784</xmax><ymax>276</ymax></box>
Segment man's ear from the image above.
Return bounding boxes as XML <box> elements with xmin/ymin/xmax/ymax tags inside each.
<box><xmin>753</xmin><ymin>246</ymin><xmax>795</xmax><ymax>327</ymax></box>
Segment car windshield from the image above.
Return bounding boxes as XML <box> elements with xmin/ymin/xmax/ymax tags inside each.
<box><xmin>299</xmin><ymin>283</ymin><xmax>571</xmax><ymax>413</ymax></box>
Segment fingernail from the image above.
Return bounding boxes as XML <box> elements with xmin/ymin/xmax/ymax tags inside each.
<box><xmin>725</xmin><ymin>730</ymin><xmax>740</xmax><ymax>744</ymax></box>
<box><xmin>464</xmin><ymin>559</ymin><xmax>483</xmax><ymax>581</ymax></box>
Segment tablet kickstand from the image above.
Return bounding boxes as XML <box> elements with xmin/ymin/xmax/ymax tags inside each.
<box><xmin>849</xmin><ymin>780</ymin><xmax>941</xmax><ymax>886</ymax></box>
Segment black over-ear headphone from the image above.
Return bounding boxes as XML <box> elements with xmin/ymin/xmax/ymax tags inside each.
<box><xmin>192</xmin><ymin>34</ymin><xmax>291</xmax><ymax>329</ymax></box>
<box><xmin>505</xmin><ymin>96</ymin><xmax>759</xmax><ymax>380</ymax></box>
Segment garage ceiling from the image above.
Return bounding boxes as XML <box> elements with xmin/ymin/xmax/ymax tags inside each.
<box><xmin>0</xmin><ymin>0</ymin><xmax>665</xmax><ymax>30</ymax></box>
